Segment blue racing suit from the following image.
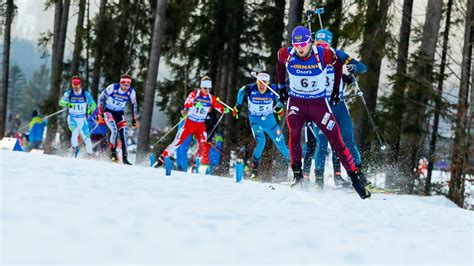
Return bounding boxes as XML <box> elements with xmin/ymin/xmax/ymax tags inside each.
<box><xmin>235</xmin><ymin>83</ymin><xmax>290</xmax><ymax>165</ymax></box>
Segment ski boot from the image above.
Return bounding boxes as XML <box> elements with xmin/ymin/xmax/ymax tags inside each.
<box><xmin>290</xmin><ymin>163</ymin><xmax>304</xmax><ymax>188</ymax></box>
<box><xmin>153</xmin><ymin>154</ymin><xmax>165</xmax><ymax>168</ymax></box>
<box><xmin>314</xmin><ymin>169</ymin><xmax>324</xmax><ymax>189</ymax></box>
<box><xmin>72</xmin><ymin>146</ymin><xmax>80</xmax><ymax>158</ymax></box>
<box><xmin>348</xmin><ymin>169</ymin><xmax>371</xmax><ymax>199</ymax></box>
<box><xmin>334</xmin><ymin>171</ymin><xmax>351</xmax><ymax>188</ymax></box>
<box><xmin>250</xmin><ymin>159</ymin><xmax>260</xmax><ymax>181</ymax></box>
<box><xmin>123</xmin><ymin>153</ymin><xmax>132</xmax><ymax>165</ymax></box>
<box><xmin>110</xmin><ymin>149</ymin><xmax>118</xmax><ymax>162</ymax></box>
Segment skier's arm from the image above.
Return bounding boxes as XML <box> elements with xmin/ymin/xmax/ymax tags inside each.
<box><xmin>97</xmin><ymin>84</ymin><xmax>113</xmax><ymax>111</ymax></box>
<box><xmin>130</xmin><ymin>89</ymin><xmax>137</xmax><ymax>119</ymax></box>
<box><xmin>336</xmin><ymin>49</ymin><xmax>367</xmax><ymax>74</ymax></box>
<box><xmin>85</xmin><ymin>91</ymin><xmax>97</xmax><ymax>115</ymax></box>
<box><xmin>183</xmin><ymin>91</ymin><xmax>197</xmax><ymax>108</ymax></box>
<box><xmin>58</xmin><ymin>91</ymin><xmax>71</xmax><ymax>107</ymax></box>
<box><xmin>235</xmin><ymin>85</ymin><xmax>251</xmax><ymax>107</ymax></box>
<box><xmin>322</xmin><ymin>48</ymin><xmax>342</xmax><ymax>93</ymax></box>
<box><xmin>211</xmin><ymin>95</ymin><xmax>225</xmax><ymax>114</ymax></box>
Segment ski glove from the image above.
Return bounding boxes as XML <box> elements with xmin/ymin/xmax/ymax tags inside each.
<box><xmin>346</xmin><ymin>64</ymin><xmax>357</xmax><ymax>74</ymax></box>
<box><xmin>342</xmin><ymin>74</ymin><xmax>355</xmax><ymax>85</ymax></box>
<box><xmin>67</xmin><ymin>102</ymin><xmax>75</xmax><ymax>108</ymax></box>
<box><xmin>180</xmin><ymin>108</ymin><xmax>188</xmax><ymax>118</ymax></box>
<box><xmin>232</xmin><ymin>106</ymin><xmax>240</xmax><ymax>119</ymax></box>
<box><xmin>132</xmin><ymin>118</ymin><xmax>138</xmax><ymax>129</ymax></box>
<box><xmin>194</xmin><ymin>101</ymin><xmax>203</xmax><ymax>108</ymax></box>
<box><xmin>274</xmin><ymin>106</ymin><xmax>284</xmax><ymax>121</ymax></box>
<box><xmin>224</xmin><ymin>107</ymin><xmax>231</xmax><ymax>114</ymax></box>
<box><xmin>279</xmin><ymin>86</ymin><xmax>289</xmax><ymax>105</ymax></box>
<box><xmin>330</xmin><ymin>90</ymin><xmax>341</xmax><ymax>106</ymax></box>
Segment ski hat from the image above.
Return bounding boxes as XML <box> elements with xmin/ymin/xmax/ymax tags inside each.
<box><xmin>315</xmin><ymin>29</ymin><xmax>333</xmax><ymax>46</ymax></box>
<box><xmin>256</xmin><ymin>72</ymin><xmax>270</xmax><ymax>83</ymax></box>
<box><xmin>71</xmin><ymin>76</ymin><xmax>81</xmax><ymax>86</ymax></box>
<box><xmin>291</xmin><ymin>26</ymin><xmax>312</xmax><ymax>44</ymax></box>
<box><xmin>200</xmin><ymin>76</ymin><xmax>212</xmax><ymax>89</ymax></box>
<box><xmin>120</xmin><ymin>74</ymin><xmax>132</xmax><ymax>84</ymax></box>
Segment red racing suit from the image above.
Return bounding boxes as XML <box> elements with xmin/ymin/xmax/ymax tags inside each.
<box><xmin>162</xmin><ymin>90</ymin><xmax>224</xmax><ymax>164</ymax></box>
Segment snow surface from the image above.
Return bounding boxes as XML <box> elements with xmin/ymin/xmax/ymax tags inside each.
<box><xmin>1</xmin><ymin>150</ymin><xmax>473</xmax><ymax>265</ymax></box>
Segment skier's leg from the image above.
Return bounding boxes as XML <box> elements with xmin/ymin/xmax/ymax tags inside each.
<box><xmin>314</xmin><ymin>126</ymin><xmax>328</xmax><ymax>174</ymax></box>
<box><xmin>262</xmin><ymin>115</ymin><xmax>290</xmax><ymax>163</ymax></box>
<box><xmin>309</xmin><ymin>99</ymin><xmax>369</xmax><ymax>198</ymax></box>
<box><xmin>103</xmin><ymin>111</ymin><xmax>118</xmax><ymax>151</ymax></box>
<box><xmin>331</xmin><ymin>150</ymin><xmax>341</xmax><ymax>174</ymax></box>
<box><xmin>67</xmin><ymin>116</ymin><xmax>79</xmax><ymax>149</ymax></box>
<box><xmin>333</xmin><ymin>101</ymin><xmax>362</xmax><ymax>167</ymax></box>
<box><xmin>309</xmin><ymin>99</ymin><xmax>355</xmax><ymax>173</ymax></box>
<box><xmin>249</xmin><ymin>119</ymin><xmax>266</xmax><ymax>179</ymax></box>
<box><xmin>250</xmin><ymin>119</ymin><xmax>267</xmax><ymax>163</ymax></box>
<box><xmin>162</xmin><ymin>120</ymin><xmax>194</xmax><ymax>158</ymax></box>
<box><xmin>116</xmin><ymin>114</ymin><xmax>131</xmax><ymax>164</ymax></box>
<box><xmin>286</xmin><ymin>97</ymin><xmax>310</xmax><ymax>184</ymax></box>
<box><xmin>78</xmin><ymin>117</ymin><xmax>93</xmax><ymax>155</ymax></box>
<box><xmin>314</xmin><ymin>126</ymin><xmax>328</xmax><ymax>187</ymax></box>
<box><xmin>195</xmin><ymin>123</ymin><xmax>210</xmax><ymax>165</ymax></box>
<box><xmin>303</xmin><ymin>122</ymin><xmax>317</xmax><ymax>176</ymax></box>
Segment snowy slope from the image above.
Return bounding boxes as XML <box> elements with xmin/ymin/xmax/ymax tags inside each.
<box><xmin>1</xmin><ymin>150</ymin><xmax>472</xmax><ymax>265</ymax></box>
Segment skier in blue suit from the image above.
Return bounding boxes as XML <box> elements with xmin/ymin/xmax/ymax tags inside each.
<box><xmin>232</xmin><ymin>72</ymin><xmax>290</xmax><ymax>180</ymax></box>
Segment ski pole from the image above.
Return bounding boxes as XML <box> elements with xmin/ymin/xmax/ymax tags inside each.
<box><xmin>216</xmin><ymin>97</ymin><xmax>232</xmax><ymax>110</ymax></box>
<box><xmin>314</xmin><ymin>7</ymin><xmax>324</xmax><ymax>29</ymax></box>
<box><xmin>342</xmin><ymin>92</ymin><xmax>363</xmax><ymax>100</ymax></box>
<box><xmin>352</xmin><ymin>74</ymin><xmax>386</xmax><ymax>151</ymax></box>
<box><xmin>250</xmin><ymin>71</ymin><xmax>280</xmax><ymax>98</ymax></box>
<box><xmin>207</xmin><ymin>140</ymin><xmax>225</xmax><ymax>157</ymax></box>
<box><xmin>152</xmin><ymin>115</ymin><xmax>187</xmax><ymax>146</ymax></box>
<box><xmin>17</xmin><ymin>108</ymin><xmax>67</xmax><ymax>132</ymax></box>
<box><xmin>206</xmin><ymin>112</ymin><xmax>225</xmax><ymax>142</ymax></box>
<box><xmin>251</xmin><ymin>71</ymin><xmax>284</xmax><ymax>110</ymax></box>
<box><xmin>306</xmin><ymin>10</ymin><xmax>313</xmax><ymax>31</ymax></box>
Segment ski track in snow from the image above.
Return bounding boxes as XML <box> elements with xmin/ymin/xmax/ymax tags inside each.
<box><xmin>1</xmin><ymin>150</ymin><xmax>473</xmax><ymax>265</ymax></box>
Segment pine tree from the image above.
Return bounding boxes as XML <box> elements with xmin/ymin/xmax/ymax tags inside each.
<box><xmin>449</xmin><ymin>0</ymin><xmax>473</xmax><ymax>207</ymax></box>
<box><xmin>90</xmin><ymin>0</ymin><xmax>107</xmax><ymax>101</ymax></box>
<box><xmin>136</xmin><ymin>0</ymin><xmax>168</xmax><ymax>163</ymax></box>
<box><xmin>401</xmin><ymin>0</ymin><xmax>443</xmax><ymax>193</ymax></box>
<box><xmin>7</xmin><ymin>65</ymin><xmax>27</xmax><ymax>122</ymax></box>
<box><xmin>0</xmin><ymin>0</ymin><xmax>16</xmax><ymax>138</ymax></box>
<box><xmin>70</xmin><ymin>0</ymin><xmax>87</xmax><ymax>76</ymax></box>
<box><xmin>425</xmin><ymin>0</ymin><xmax>454</xmax><ymax>195</ymax></box>
<box><xmin>350</xmin><ymin>0</ymin><xmax>391</xmax><ymax>155</ymax></box>
<box><xmin>43</xmin><ymin>0</ymin><xmax>71</xmax><ymax>154</ymax></box>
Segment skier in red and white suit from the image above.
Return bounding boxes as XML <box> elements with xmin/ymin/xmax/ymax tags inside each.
<box><xmin>157</xmin><ymin>76</ymin><xmax>229</xmax><ymax>166</ymax></box>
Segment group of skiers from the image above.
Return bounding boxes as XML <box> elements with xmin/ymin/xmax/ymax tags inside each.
<box><xmin>154</xmin><ymin>26</ymin><xmax>371</xmax><ymax>199</ymax></box>
<box><xmin>59</xmin><ymin>74</ymin><xmax>137</xmax><ymax>164</ymax></box>
<box><xmin>57</xmin><ymin>25</ymin><xmax>371</xmax><ymax>199</ymax></box>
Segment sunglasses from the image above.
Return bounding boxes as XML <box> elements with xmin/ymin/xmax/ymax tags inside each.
<box><xmin>292</xmin><ymin>41</ymin><xmax>310</xmax><ymax>48</ymax></box>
